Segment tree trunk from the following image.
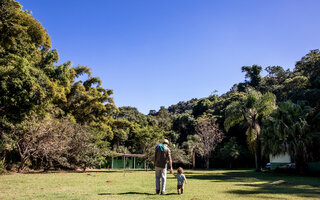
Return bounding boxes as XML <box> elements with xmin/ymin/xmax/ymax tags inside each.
<box><xmin>192</xmin><ymin>151</ymin><xmax>196</xmax><ymax>169</ymax></box>
<box><xmin>2</xmin><ymin>150</ymin><xmax>6</xmax><ymax>163</ymax></box>
<box><xmin>295</xmin><ymin>144</ymin><xmax>307</xmax><ymax>174</ymax></box>
<box><xmin>255</xmin><ymin>135</ymin><xmax>262</xmax><ymax>172</ymax></box>
<box><xmin>145</xmin><ymin>160</ymin><xmax>148</xmax><ymax>171</ymax></box>
<box><xmin>254</xmin><ymin>154</ymin><xmax>260</xmax><ymax>171</ymax></box>
<box><xmin>18</xmin><ymin>159</ymin><xmax>25</xmax><ymax>173</ymax></box>
<box><xmin>17</xmin><ymin>144</ymin><xmax>26</xmax><ymax>173</ymax></box>
<box><xmin>206</xmin><ymin>157</ymin><xmax>210</xmax><ymax>169</ymax></box>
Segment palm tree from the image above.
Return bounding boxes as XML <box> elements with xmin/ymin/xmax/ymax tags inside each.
<box><xmin>262</xmin><ymin>101</ymin><xmax>320</xmax><ymax>174</ymax></box>
<box><xmin>224</xmin><ymin>89</ymin><xmax>276</xmax><ymax>171</ymax></box>
<box><xmin>183</xmin><ymin>134</ymin><xmax>203</xmax><ymax>169</ymax></box>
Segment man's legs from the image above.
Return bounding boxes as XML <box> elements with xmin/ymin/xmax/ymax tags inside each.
<box><xmin>155</xmin><ymin>167</ymin><xmax>161</xmax><ymax>194</ymax></box>
<box><xmin>160</xmin><ymin>167</ymin><xmax>167</xmax><ymax>194</ymax></box>
<box><xmin>155</xmin><ymin>167</ymin><xmax>167</xmax><ymax>194</ymax></box>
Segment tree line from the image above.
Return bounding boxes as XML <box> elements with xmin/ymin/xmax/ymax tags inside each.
<box><xmin>0</xmin><ymin>0</ymin><xmax>319</xmax><ymax>174</ymax></box>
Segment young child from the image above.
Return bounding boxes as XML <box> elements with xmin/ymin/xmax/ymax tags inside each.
<box><xmin>172</xmin><ymin>167</ymin><xmax>187</xmax><ymax>194</ymax></box>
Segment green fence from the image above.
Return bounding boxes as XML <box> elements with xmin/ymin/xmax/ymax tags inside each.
<box><xmin>109</xmin><ymin>156</ymin><xmax>146</xmax><ymax>169</ymax></box>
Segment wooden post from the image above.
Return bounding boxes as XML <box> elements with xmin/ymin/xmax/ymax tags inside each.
<box><xmin>123</xmin><ymin>156</ymin><xmax>125</xmax><ymax>169</ymax></box>
<box><xmin>134</xmin><ymin>157</ymin><xmax>136</xmax><ymax>169</ymax></box>
<box><xmin>111</xmin><ymin>157</ymin><xmax>114</xmax><ymax>169</ymax></box>
<box><xmin>123</xmin><ymin>156</ymin><xmax>126</xmax><ymax>176</ymax></box>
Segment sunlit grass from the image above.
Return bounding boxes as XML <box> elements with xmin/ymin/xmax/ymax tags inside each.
<box><xmin>1</xmin><ymin>169</ymin><xmax>319</xmax><ymax>200</ymax></box>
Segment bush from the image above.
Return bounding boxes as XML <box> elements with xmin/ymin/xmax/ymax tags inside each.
<box><xmin>12</xmin><ymin>115</ymin><xmax>101</xmax><ymax>172</ymax></box>
<box><xmin>0</xmin><ymin>161</ymin><xmax>7</xmax><ymax>174</ymax></box>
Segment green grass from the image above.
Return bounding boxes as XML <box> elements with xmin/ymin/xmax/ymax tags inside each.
<box><xmin>1</xmin><ymin>169</ymin><xmax>319</xmax><ymax>200</ymax></box>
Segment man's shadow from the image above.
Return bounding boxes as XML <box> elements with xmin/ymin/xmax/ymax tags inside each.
<box><xmin>98</xmin><ymin>192</ymin><xmax>176</xmax><ymax>196</ymax></box>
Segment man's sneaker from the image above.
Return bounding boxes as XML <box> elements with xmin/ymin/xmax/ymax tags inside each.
<box><xmin>161</xmin><ymin>191</ymin><xmax>166</xmax><ymax>195</ymax></box>
<box><xmin>156</xmin><ymin>190</ymin><xmax>160</xmax><ymax>194</ymax></box>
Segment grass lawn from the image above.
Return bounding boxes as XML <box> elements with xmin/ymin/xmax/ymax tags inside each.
<box><xmin>0</xmin><ymin>169</ymin><xmax>319</xmax><ymax>200</ymax></box>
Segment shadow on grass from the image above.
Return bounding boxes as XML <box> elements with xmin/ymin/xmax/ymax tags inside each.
<box><xmin>98</xmin><ymin>192</ymin><xmax>176</xmax><ymax>196</ymax></box>
<box><xmin>228</xmin><ymin>182</ymin><xmax>320</xmax><ymax>199</ymax></box>
<box><xmin>21</xmin><ymin>170</ymin><xmax>121</xmax><ymax>174</ymax></box>
<box><xmin>187</xmin><ymin>170</ymin><xmax>320</xmax><ymax>186</ymax></box>
<box><xmin>22</xmin><ymin>169</ymin><xmax>150</xmax><ymax>174</ymax></box>
<box><xmin>187</xmin><ymin>170</ymin><xmax>320</xmax><ymax>199</ymax></box>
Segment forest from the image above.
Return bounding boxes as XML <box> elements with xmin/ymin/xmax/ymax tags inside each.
<box><xmin>0</xmin><ymin>0</ymin><xmax>319</xmax><ymax>175</ymax></box>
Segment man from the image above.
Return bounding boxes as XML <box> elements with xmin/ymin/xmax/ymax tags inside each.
<box><xmin>154</xmin><ymin>139</ymin><xmax>173</xmax><ymax>195</ymax></box>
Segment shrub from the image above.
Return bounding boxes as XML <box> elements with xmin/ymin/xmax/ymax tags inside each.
<box><xmin>0</xmin><ymin>161</ymin><xmax>6</xmax><ymax>174</ymax></box>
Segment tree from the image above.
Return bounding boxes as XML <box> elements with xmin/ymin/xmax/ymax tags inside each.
<box><xmin>0</xmin><ymin>0</ymin><xmax>51</xmax><ymax>63</ymax></box>
<box><xmin>132</xmin><ymin>125</ymin><xmax>164</xmax><ymax>170</ymax></box>
<box><xmin>218</xmin><ymin>137</ymin><xmax>242</xmax><ymax>169</ymax></box>
<box><xmin>295</xmin><ymin>49</ymin><xmax>320</xmax><ymax>89</ymax></box>
<box><xmin>0</xmin><ymin>0</ymin><xmax>71</xmax><ymax>123</ymax></box>
<box><xmin>10</xmin><ymin>115</ymin><xmax>99</xmax><ymax>172</ymax></box>
<box><xmin>0</xmin><ymin>0</ymin><xmax>59</xmax><ymax>123</ymax></box>
<box><xmin>192</xmin><ymin>98</ymin><xmax>212</xmax><ymax>118</ymax></box>
<box><xmin>195</xmin><ymin>116</ymin><xmax>224</xmax><ymax>169</ymax></box>
<box><xmin>152</xmin><ymin>106</ymin><xmax>172</xmax><ymax>131</ymax></box>
<box><xmin>260</xmin><ymin>66</ymin><xmax>290</xmax><ymax>101</ymax></box>
<box><xmin>289</xmin><ymin>49</ymin><xmax>320</xmax><ymax>108</ymax></box>
<box><xmin>117</xmin><ymin>106</ymin><xmax>149</xmax><ymax>126</ymax></box>
<box><xmin>110</xmin><ymin>119</ymin><xmax>133</xmax><ymax>151</ymax></box>
<box><xmin>241</xmin><ymin>65</ymin><xmax>263</xmax><ymax>90</ymax></box>
<box><xmin>172</xmin><ymin>113</ymin><xmax>196</xmax><ymax>144</ymax></box>
<box><xmin>182</xmin><ymin>134</ymin><xmax>203</xmax><ymax>169</ymax></box>
<box><xmin>167</xmin><ymin>98</ymin><xmax>198</xmax><ymax>114</ymax></box>
<box><xmin>169</xmin><ymin>144</ymin><xmax>190</xmax><ymax>165</ymax></box>
<box><xmin>224</xmin><ymin>89</ymin><xmax>276</xmax><ymax>171</ymax></box>
<box><xmin>262</xmin><ymin>101</ymin><xmax>320</xmax><ymax>174</ymax></box>
<box><xmin>0</xmin><ymin>0</ymin><xmax>118</xmax><ymax>172</ymax></box>
<box><xmin>0</xmin><ymin>56</ymin><xmax>54</xmax><ymax>122</ymax></box>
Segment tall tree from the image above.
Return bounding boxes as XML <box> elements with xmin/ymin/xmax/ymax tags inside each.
<box><xmin>195</xmin><ymin>116</ymin><xmax>224</xmax><ymax>169</ymax></box>
<box><xmin>224</xmin><ymin>89</ymin><xmax>276</xmax><ymax>171</ymax></box>
<box><xmin>192</xmin><ymin>98</ymin><xmax>212</xmax><ymax>118</ymax></box>
<box><xmin>182</xmin><ymin>134</ymin><xmax>203</xmax><ymax>169</ymax></box>
<box><xmin>0</xmin><ymin>0</ymin><xmax>117</xmax><ymax>170</ymax></box>
<box><xmin>0</xmin><ymin>0</ymin><xmax>51</xmax><ymax>63</ymax></box>
<box><xmin>260</xmin><ymin>66</ymin><xmax>290</xmax><ymax>101</ymax></box>
<box><xmin>0</xmin><ymin>0</ymin><xmax>61</xmax><ymax>163</ymax></box>
<box><xmin>241</xmin><ymin>65</ymin><xmax>263</xmax><ymax>90</ymax></box>
<box><xmin>172</xmin><ymin>113</ymin><xmax>196</xmax><ymax>144</ymax></box>
<box><xmin>218</xmin><ymin>137</ymin><xmax>242</xmax><ymax>169</ymax></box>
<box><xmin>57</xmin><ymin>65</ymin><xmax>117</xmax><ymax>139</ymax></box>
<box><xmin>295</xmin><ymin>49</ymin><xmax>320</xmax><ymax>89</ymax></box>
<box><xmin>167</xmin><ymin>98</ymin><xmax>198</xmax><ymax>114</ymax></box>
<box><xmin>289</xmin><ymin>49</ymin><xmax>320</xmax><ymax>108</ymax></box>
<box><xmin>132</xmin><ymin>125</ymin><xmax>164</xmax><ymax>169</ymax></box>
<box><xmin>262</xmin><ymin>101</ymin><xmax>320</xmax><ymax>174</ymax></box>
<box><xmin>0</xmin><ymin>0</ymin><xmax>58</xmax><ymax>122</ymax></box>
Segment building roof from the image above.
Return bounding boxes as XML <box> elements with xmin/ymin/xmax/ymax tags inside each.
<box><xmin>114</xmin><ymin>153</ymin><xmax>145</xmax><ymax>158</ymax></box>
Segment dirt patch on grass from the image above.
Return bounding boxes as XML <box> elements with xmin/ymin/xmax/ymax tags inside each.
<box><xmin>269</xmin><ymin>180</ymin><xmax>288</xmax><ymax>185</ymax></box>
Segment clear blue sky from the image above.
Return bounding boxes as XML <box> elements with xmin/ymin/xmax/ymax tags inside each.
<box><xmin>19</xmin><ymin>0</ymin><xmax>320</xmax><ymax>114</ymax></box>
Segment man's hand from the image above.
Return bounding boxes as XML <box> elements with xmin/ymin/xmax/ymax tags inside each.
<box><xmin>170</xmin><ymin>168</ymin><xmax>173</xmax><ymax>174</ymax></box>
